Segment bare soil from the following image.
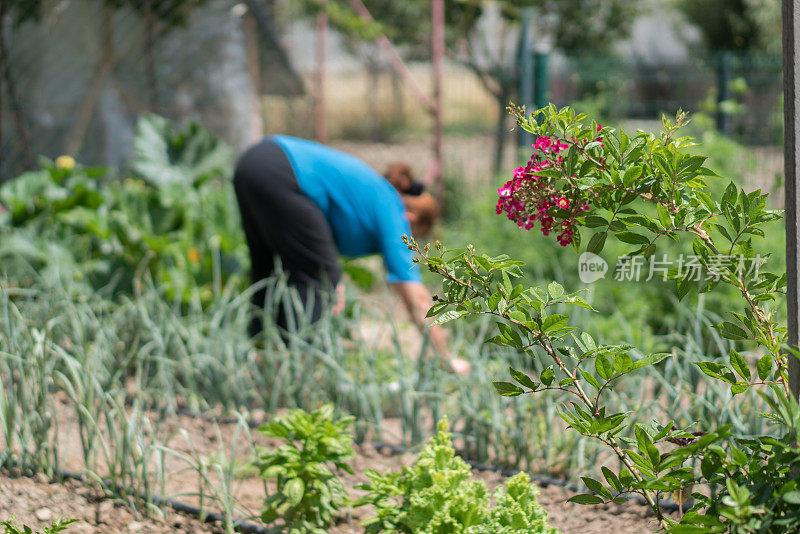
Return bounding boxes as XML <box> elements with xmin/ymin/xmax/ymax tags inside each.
<box><xmin>0</xmin><ymin>403</ymin><xmax>661</xmax><ymax>534</ymax></box>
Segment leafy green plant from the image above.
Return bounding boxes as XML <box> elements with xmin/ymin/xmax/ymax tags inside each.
<box><xmin>410</xmin><ymin>104</ymin><xmax>796</xmax><ymax>532</ymax></box>
<box><xmin>257</xmin><ymin>404</ymin><xmax>355</xmax><ymax>533</ymax></box>
<box><xmin>356</xmin><ymin>418</ymin><xmax>557</xmax><ymax>533</ymax></box>
<box><xmin>0</xmin><ymin>517</ymin><xmax>77</xmax><ymax>534</ymax></box>
<box><xmin>0</xmin><ymin>115</ymin><xmax>245</xmax><ymax>304</ymax></box>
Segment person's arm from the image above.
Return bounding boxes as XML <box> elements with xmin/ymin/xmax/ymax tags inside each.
<box><xmin>390</xmin><ymin>280</ymin><xmax>470</xmax><ymax>374</ymax></box>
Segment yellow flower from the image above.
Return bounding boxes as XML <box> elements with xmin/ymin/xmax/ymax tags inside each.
<box><xmin>55</xmin><ymin>155</ymin><xmax>76</xmax><ymax>170</ymax></box>
<box><xmin>187</xmin><ymin>247</ymin><xmax>200</xmax><ymax>264</ymax></box>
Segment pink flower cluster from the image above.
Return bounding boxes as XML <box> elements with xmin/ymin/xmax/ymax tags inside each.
<box><xmin>495</xmin><ymin>133</ymin><xmax>593</xmax><ymax>246</ymax></box>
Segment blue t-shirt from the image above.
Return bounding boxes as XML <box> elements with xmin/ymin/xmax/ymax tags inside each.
<box><xmin>270</xmin><ymin>135</ymin><xmax>421</xmax><ymax>283</ymax></box>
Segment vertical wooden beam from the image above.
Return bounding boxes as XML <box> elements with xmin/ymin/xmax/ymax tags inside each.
<box><xmin>783</xmin><ymin>0</ymin><xmax>800</xmax><ymax>398</ymax></box>
<box><xmin>431</xmin><ymin>0</ymin><xmax>444</xmax><ymax>203</ymax></box>
<box><xmin>314</xmin><ymin>4</ymin><xmax>328</xmax><ymax>144</ymax></box>
<box><xmin>348</xmin><ymin>0</ymin><xmax>434</xmax><ymax>113</ymax></box>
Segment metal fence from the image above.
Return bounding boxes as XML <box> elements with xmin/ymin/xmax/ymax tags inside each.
<box><xmin>0</xmin><ymin>0</ymin><xmax>785</xmax><ymax>182</ymax></box>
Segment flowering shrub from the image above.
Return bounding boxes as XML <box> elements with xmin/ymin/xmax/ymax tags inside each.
<box><xmin>408</xmin><ymin>105</ymin><xmax>800</xmax><ymax>532</ymax></box>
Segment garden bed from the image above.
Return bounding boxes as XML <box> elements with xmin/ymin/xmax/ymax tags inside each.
<box><xmin>1</xmin><ymin>404</ymin><xmax>659</xmax><ymax>533</ymax></box>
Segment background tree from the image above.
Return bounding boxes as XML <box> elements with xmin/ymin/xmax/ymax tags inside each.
<box><xmin>284</xmin><ymin>0</ymin><xmax>640</xmax><ymax>169</ymax></box>
<box><xmin>673</xmin><ymin>0</ymin><xmax>760</xmax><ymax>52</ymax></box>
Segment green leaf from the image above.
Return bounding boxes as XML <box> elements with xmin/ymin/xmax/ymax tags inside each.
<box><xmin>635</xmin><ymin>425</ymin><xmax>660</xmax><ymax>470</ymax></box>
<box><xmin>616</xmin><ymin>231</ymin><xmax>651</xmax><ymax>245</ymax></box>
<box><xmin>540</xmin><ymin>367</ymin><xmax>555</xmax><ymax>386</ymax></box>
<box><xmin>677</xmin><ymin>276</ymin><xmax>695</xmax><ymax>301</ymax></box>
<box><xmin>509</xmin><ymin>367</ymin><xmax>538</xmax><ymax>390</ymax></box>
<box><xmin>729</xmin><ymin>350</ymin><xmax>750</xmax><ymax>381</ymax></box>
<box><xmin>584</xmin><ymin>216</ymin><xmax>608</xmax><ymax>228</ymax></box>
<box><xmin>432</xmin><ymin>310</ymin><xmax>466</xmax><ymax>326</ymax></box>
<box><xmin>695</xmin><ymin>362</ymin><xmax>737</xmax><ymax>384</ymax></box>
<box><xmin>426</xmin><ymin>302</ymin><xmax>448</xmax><ymax>318</ymax></box>
<box><xmin>782</xmin><ymin>491</ymin><xmax>800</xmax><ymax>504</ymax></box>
<box><xmin>613</xmin><ymin>353</ymin><xmax>634</xmax><ymax>373</ymax></box>
<box><xmin>623</xmin><ymin>165</ymin><xmax>643</xmax><ymax>187</ymax></box>
<box><xmin>541</xmin><ymin>313</ymin><xmax>568</xmax><ymax>332</ymax></box>
<box><xmin>283</xmin><ymin>478</ymin><xmax>305</xmax><ymax>507</ymax></box>
<box><xmin>567</xmin><ymin>494</ymin><xmax>605</xmax><ymax>505</ymax></box>
<box><xmin>595</xmin><ymin>354</ymin><xmax>613</xmax><ymax>380</ymax></box>
<box><xmin>730</xmin><ymin>382</ymin><xmax>749</xmax><ymax>395</ymax></box>
<box><xmin>587</xmin><ymin>231</ymin><xmax>607</xmax><ymax>254</ymax></box>
<box><xmin>602</xmin><ymin>466</ymin><xmax>623</xmax><ymax>492</ymax></box>
<box><xmin>757</xmin><ymin>354</ymin><xmax>773</xmax><ymax>380</ymax></box>
<box><xmin>548</xmin><ymin>281</ymin><xmax>564</xmax><ymax>299</ymax></box>
<box><xmin>716</xmin><ymin>321</ymin><xmax>749</xmax><ymax>340</ymax></box>
<box><xmin>493</xmin><ymin>381</ymin><xmax>524</xmax><ymax>396</ymax></box>
<box><xmin>581</xmin><ymin>477</ymin><xmax>613</xmax><ymax>499</ymax></box>
<box><xmin>656</xmin><ymin>203</ymin><xmax>672</xmax><ymax>228</ymax></box>
<box><xmin>487</xmin><ymin>292</ymin><xmax>501</xmax><ymax>311</ymax></box>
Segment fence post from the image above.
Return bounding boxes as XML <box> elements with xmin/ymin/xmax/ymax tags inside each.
<box><xmin>533</xmin><ymin>51</ymin><xmax>550</xmax><ymax>114</ymax></box>
<box><xmin>782</xmin><ymin>0</ymin><xmax>800</xmax><ymax>400</ymax></box>
<box><xmin>517</xmin><ymin>8</ymin><xmax>534</xmax><ymax>149</ymax></box>
<box><xmin>314</xmin><ymin>4</ymin><xmax>328</xmax><ymax>144</ymax></box>
<box><xmin>432</xmin><ymin>0</ymin><xmax>444</xmax><ymax>204</ymax></box>
<box><xmin>716</xmin><ymin>51</ymin><xmax>733</xmax><ymax>136</ymax></box>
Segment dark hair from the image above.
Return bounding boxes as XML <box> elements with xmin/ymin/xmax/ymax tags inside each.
<box><xmin>384</xmin><ymin>162</ymin><xmax>424</xmax><ymax>195</ymax></box>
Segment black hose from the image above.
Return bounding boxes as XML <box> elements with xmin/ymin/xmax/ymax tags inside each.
<box><xmin>13</xmin><ymin>465</ymin><xmax>277</xmax><ymax>534</ymax></box>
<box><xmin>174</xmin><ymin>409</ymin><xmax>684</xmax><ymax>514</ymax></box>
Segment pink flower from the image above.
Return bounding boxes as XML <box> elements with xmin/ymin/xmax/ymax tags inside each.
<box><xmin>534</xmin><ymin>136</ymin><xmax>552</xmax><ymax>153</ymax></box>
<box><xmin>513</xmin><ymin>166</ymin><xmax>526</xmax><ymax>179</ymax></box>
<box><xmin>556</xmin><ymin>197</ymin><xmax>569</xmax><ymax>209</ymax></box>
<box><xmin>557</xmin><ymin>229</ymin><xmax>574</xmax><ymax>246</ymax></box>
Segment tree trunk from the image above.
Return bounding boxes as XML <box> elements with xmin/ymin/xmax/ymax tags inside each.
<box><xmin>0</xmin><ymin>0</ymin><xmax>33</xmax><ymax>172</ymax></box>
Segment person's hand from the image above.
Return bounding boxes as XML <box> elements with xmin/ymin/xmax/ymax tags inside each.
<box><xmin>447</xmin><ymin>356</ymin><xmax>471</xmax><ymax>376</ymax></box>
<box><xmin>331</xmin><ymin>282</ymin><xmax>345</xmax><ymax>315</ymax></box>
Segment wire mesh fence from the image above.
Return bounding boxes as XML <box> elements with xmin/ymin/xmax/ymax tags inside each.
<box><xmin>0</xmin><ymin>0</ymin><xmax>785</xmax><ymax>183</ymax></box>
<box><xmin>0</xmin><ymin>0</ymin><xmax>302</xmax><ymax>182</ymax></box>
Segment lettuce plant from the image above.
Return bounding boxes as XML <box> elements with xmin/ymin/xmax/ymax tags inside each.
<box><xmin>408</xmin><ymin>105</ymin><xmax>799</xmax><ymax>532</ymax></box>
<box><xmin>356</xmin><ymin>418</ymin><xmax>557</xmax><ymax>533</ymax></box>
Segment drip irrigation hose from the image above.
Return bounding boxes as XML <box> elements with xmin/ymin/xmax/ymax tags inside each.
<box><xmin>173</xmin><ymin>407</ymin><xmax>684</xmax><ymax>514</ymax></box>
<box><xmin>2</xmin><ymin>462</ymin><xmax>277</xmax><ymax>534</ymax></box>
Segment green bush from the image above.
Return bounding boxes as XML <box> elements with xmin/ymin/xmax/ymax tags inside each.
<box><xmin>0</xmin><ymin>115</ymin><xmax>246</xmax><ymax>304</ymax></box>
<box><xmin>257</xmin><ymin>405</ymin><xmax>355</xmax><ymax>533</ymax></box>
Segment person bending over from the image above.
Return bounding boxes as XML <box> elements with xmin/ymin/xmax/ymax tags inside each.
<box><xmin>233</xmin><ymin>136</ymin><xmax>469</xmax><ymax>374</ymax></box>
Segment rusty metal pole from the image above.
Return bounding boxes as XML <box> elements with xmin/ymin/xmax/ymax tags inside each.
<box><xmin>431</xmin><ymin>0</ymin><xmax>444</xmax><ymax>204</ymax></box>
<box><xmin>314</xmin><ymin>3</ymin><xmax>328</xmax><ymax>144</ymax></box>
<box><xmin>783</xmin><ymin>0</ymin><xmax>800</xmax><ymax>399</ymax></box>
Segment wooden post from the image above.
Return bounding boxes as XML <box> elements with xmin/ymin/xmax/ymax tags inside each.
<box><xmin>314</xmin><ymin>4</ymin><xmax>328</xmax><ymax>144</ymax></box>
<box><xmin>783</xmin><ymin>0</ymin><xmax>800</xmax><ymax>399</ymax></box>
<box><xmin>432</xmin><ymin>0</ymin><xmax>444</xmax><ymax>203</ymax></box>
<box><xmin>348</xmin><ymin>0</ymin><xmax>434</xmax><ymax>113</ymax></box>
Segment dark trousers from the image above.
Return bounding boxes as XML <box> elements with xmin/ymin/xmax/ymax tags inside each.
<box><xmin>233</xmin><ymin>138</ymin><xmax>342</xmax><ymax>337</ymax></box>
